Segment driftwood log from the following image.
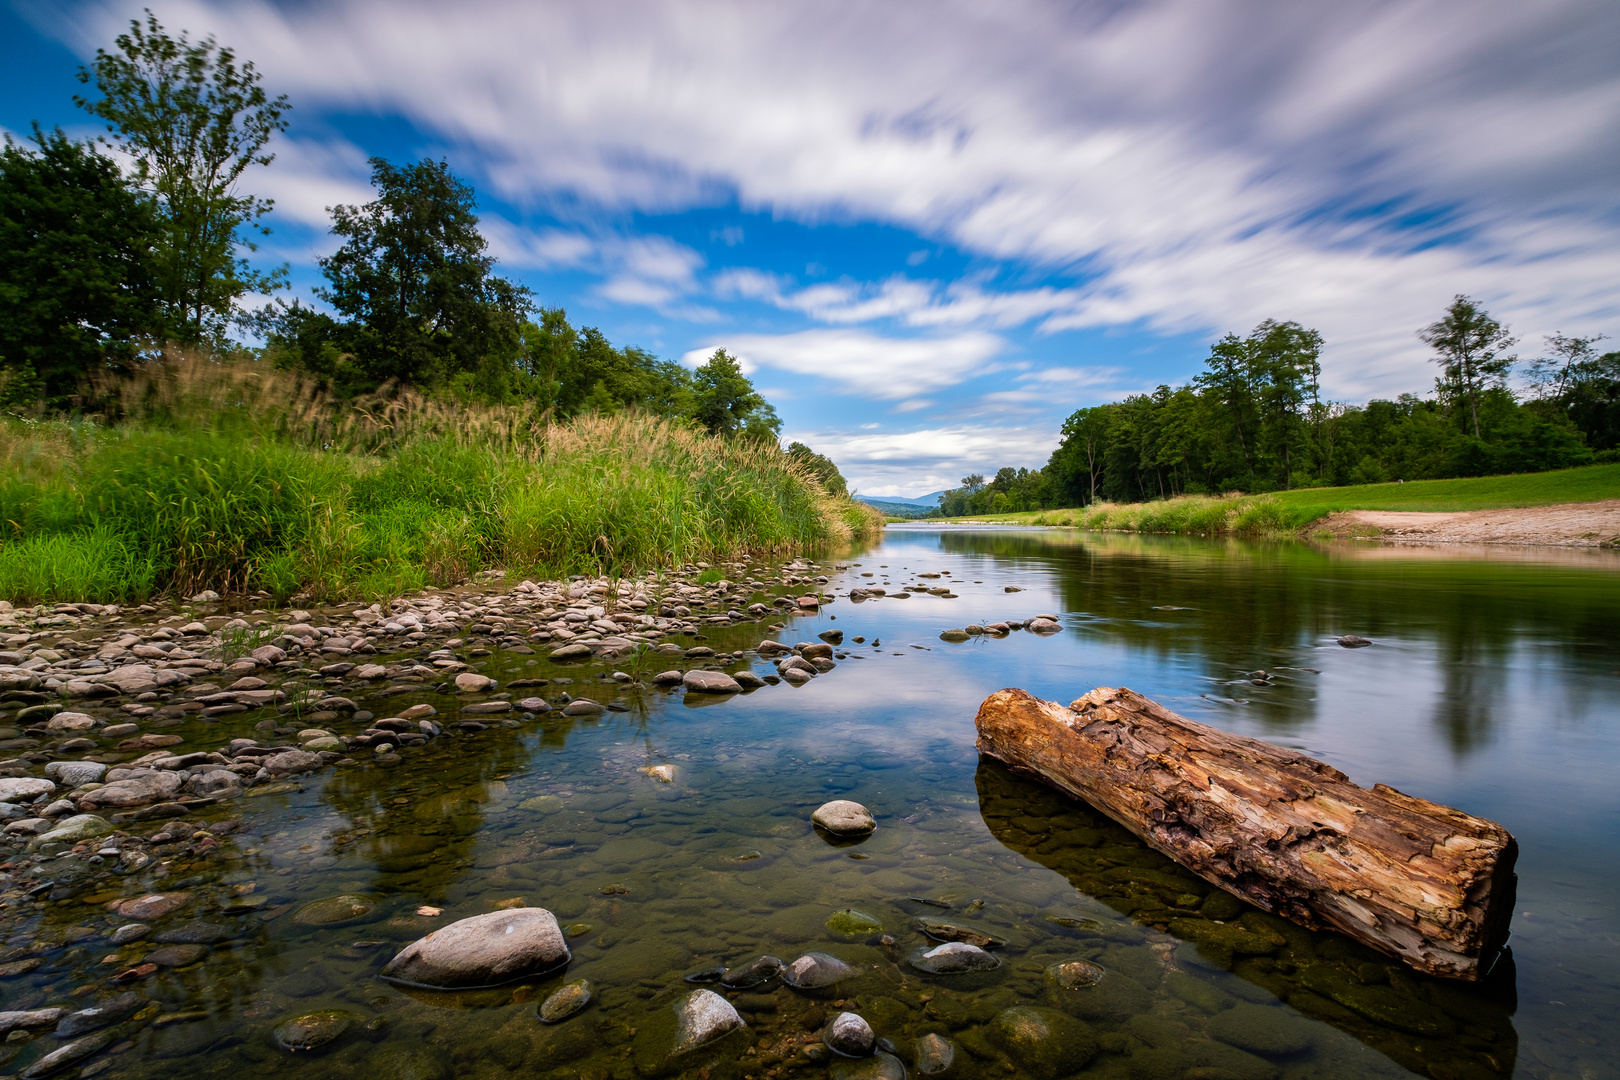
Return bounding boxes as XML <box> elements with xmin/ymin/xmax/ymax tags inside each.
<box><xmin>974</xmin><ymin>686</ymin><xmax>1517</xmax><ymax>980</ymax></box>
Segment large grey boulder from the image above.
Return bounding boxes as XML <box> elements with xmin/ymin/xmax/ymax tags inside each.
<box><xmin>45</xmin><ymin>762</ymin><xmax>107</xmax><ymax>787</ymax></box>
<box><xmin>812</xmin><ymin>800</ymin><xmax>875</xmax><ymax>836</ymax></box>
<box><xmin>78</xmin><ymin>771</ymin><xmax>182</xmax><ymax>809</ymax></box>
<box><xmin>380</xmin><ymin>908</ymin><xmax>570</xmax><ymax>989</ymax></box>
<box><xmin>0</xmin><ymin>778</ymin><xmax>55</xmax><ymax>804</ymax></box>
<box><xmin>672</xmin><ymin>990</ymin><xmax>745</xmax><ymax>1054</ymax></box>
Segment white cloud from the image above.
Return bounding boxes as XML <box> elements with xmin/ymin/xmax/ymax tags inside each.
<box><xmin>788</xmin><ymin>424</ymin><xmax>1060</xmax><ymax>496</ymax></box>
<box><xmin>683</xmin><ymin>329</ymin><xmax>1006</xmax><ymax>399</ymax></box>
<box><xmin>37</xmin><ymin>0</ymin><xmax>1620</xmax><ymax>401</ymax></box>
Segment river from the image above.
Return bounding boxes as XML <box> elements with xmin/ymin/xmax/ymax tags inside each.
<box><xmin>2</xmin><ymin>526</ymin><xmax>1616</xmax><ymax>1080</ymax></box>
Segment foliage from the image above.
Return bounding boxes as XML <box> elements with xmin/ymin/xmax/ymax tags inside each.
<box><xmin>786</xmin><ymin>441</ymin><xmax>849</xmax><ymax>497</ymax></box>
<box><xmin>75</xmin><ymin>10</ymin><xmax>289</xmax><ymax>345</ymax></box>
<box><xmin>0</xmin><ymin>127</ymin><xmax>161</xmax><ymax>403</ymax></box>
<box><xmin>304</xmin><ymin>157</ymin><xmax>532</xmax><ymax>392</ymax></box>
<box><xmin>690</xmin><ymin>348</ymin><xmax>780</xmax><ymax>438</ymax></box>
<box><xmin>1418</xmin><ymin>295</ymin><xmax>1517</xmax><ymax>440</ymax></box>
<box><xmin>0</xmin><ymin>355</ymin><xmax>880</xmax><ymax>603</ymax></box>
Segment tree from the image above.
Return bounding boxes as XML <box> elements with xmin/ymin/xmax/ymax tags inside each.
<box><xmin>1251</xmin><ymin>320</ymin><xmax>1323</xmax><ymax>489</ymax></box>
<box><xmin>0</xmin><ymin>127</ymin><xmax>160</xmax><ymax>402</ymax></box>
<box><xmin>690</xmin><ymin>348</ymin><xmax>779</xmax><ymax>438</ymax></box>
<box><xmin>317</xmin><ymin>158</ymin><xmax>532</xmax><ymax>389</ymax></box>
<box><xmin>1419</xmin><ymin>296</ymin><xmax>1516</xmax><ymax>439</ymax></box>
<box><xmin>1527</xmin><ymin>332</ymin><xmax>1608</xmax><ymax>401</ymax></box>
<box><xmin>1051</xmin><ymin>405</ymin><xmax>1112</xmax><ymax>505</ymax></box>
<box><xmin>786</xmin><ymin>442</ymin><xmax>848</xmax><ymax>496</ymax></box>
<box><xmin>76</xmin><ymin>10</ymin><xmax>289</xmax><ymax>344</ymax></box>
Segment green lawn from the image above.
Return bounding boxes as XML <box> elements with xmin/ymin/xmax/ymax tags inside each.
<box><xmin>912</xmin><ymin>463</ymin><xmax>1620</xmax><ymax>534</ymax></box>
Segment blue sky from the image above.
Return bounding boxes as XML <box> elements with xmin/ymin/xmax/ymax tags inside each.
<box><xmin>5</xmin><ymin>1</ymin><xmax>1617</xmax><ymax>496</ymax></box>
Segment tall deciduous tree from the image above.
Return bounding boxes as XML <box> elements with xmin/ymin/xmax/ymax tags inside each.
<box><xmin>318</xmin><ymin>157</ymin><xmax>532</xmax><ymax>388</ymax></box>
<box><xmin>0</xmin><ymin>127</ymin><xmax>160</xmax><ymax>402</ymax></box>
<box><xmin>690</xmin><ymin>348</ymin><xmax>779</xmax><ymax>438</ymax></box>
<box><xmin>1419</xmin><ymin>296</ymin><xmax>1516</xmax><ymax>439</ymax></box>
<box><xmin>76</xmin><ymin>10</ymin><xmax>289</xmax><ymax>344</ymax></box>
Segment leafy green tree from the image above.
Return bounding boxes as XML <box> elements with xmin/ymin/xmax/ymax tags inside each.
<box><xmin>786</xmin><ymin>442</ymin><xmax>849</xmax><ymax>496</ymax></box>
<box><xmin>1527</xmin><ymin>333</ymin><xmax>1607</xmax><ymax>401</ymax></box>
<box><xmin>1251</xmin><ymin>320</ymin><xmax>1322</xmax><ymax>489</ymax></box>
<box><xmin>76</xmin><ymin>10</ymin><xmax>289</xmax><ymax>344</ymax></box>
<box><xmin>690</xmin><ymin>348</ymin><xmax>779</xmax><ymax>438</ymax></box>
<box><xmin>0</xmin><ymin>127</ymin><xmax>160</xmax><ymax>403</ymax></box>
<box><xmin>317</xmin><ymin>157</ymin><xmax>532</xmax><ymax>389</ymax></box>
<box><xmin>1049</xmin><ymin>405</ymin><xmax>1112</xmax><ymax>505</ymax></box>
<box><xmin>1419</xmin><ymin>296</ymin><xmax>1516</xmax><ymax>439</ymax></box>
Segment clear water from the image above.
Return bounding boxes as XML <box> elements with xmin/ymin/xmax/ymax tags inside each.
<box><xmin>2</xmin><ymin>528</ymin><xmax>1616</xmax><ymax>1080</ymax></box>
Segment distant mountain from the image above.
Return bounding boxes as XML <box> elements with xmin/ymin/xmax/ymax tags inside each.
<box><xmin>857</xmin><ymin>489</ymin><xmax>947</xmax><ymax>508</ymax></box>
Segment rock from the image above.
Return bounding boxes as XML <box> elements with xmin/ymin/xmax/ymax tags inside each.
<box><xmin>109</xmin><ymin>924</ymin><xmax>150</xmax><ymax>946</ymax></box>
<box><xmin>672</xmin><ymin>989</ymin><xmax>746</xmax><ymax>1055</ymax></box>
<box><xmin>682</xmin><ymin>670</ymin><xmax>741</xmax><ymax>694</ymax></box>
<box><xmin>914</xmin><ymin>918</ymin><xmax>1006</xmax><ymax>949</ymax></box>
<box><xmin>0</xmin><ymin>1009</ymin><xmax>63</xmax><ymax>1037</ymax></box>
<box><xmin>380</xmin><ymin>908</ymin><xmax>570</xmax><ymax>989</ymax></box>
<box><xmin>462</xmin><ymin>701</ymin><xmax>513</xmax><ymax>714</ymax></box>
<box><xmin>154</xmin><ymin>922</ymin><xmax>234</xmax><ymax>945</ymax></box>
<box><xmin>1027</xmin><ymin>618</ymin><xmax>1062</xmax><ymax>634</ymax></box>
<box><xmin>0</xmin><ymin>777</ymin><xmax>55</xmax><ymax>803</ymax></box>
<box><xmin>402</xmin><ymin>703</ymin><xmax>437</xmax><ymax>719</ymax></box>
<box><xmin>43</xmin><ymin>712</ymin><xmax>96</xmax><ymax>733</ymax></box>
<box><xmin>1046</xmin><ymin>958</ymin><xmax>1106</xmax><ymax>989</ymax></box>
<box><xmin>263</xmin><ymin>750</ymin><xmax>323</xmax><ymax>775</ymax></box>
<box><xmin>731</xmin><ymin>670</ymin><xmax>765</xmax><ymax>688</ymax></box>
<box><xmin>824</xmin><ymin>1011</ymin><xmax>875</xmax><ymax>1057</ymax></box>
<box><xmin>1337</xmin><ymin>635</ymin><xmax>1372</xmax><ymax>648</ymax></box>
<box><xmin>299</xmin><ymin>737</ymin><xmax>342</xmax><ymax>753</ymax></box>
<box><xmin>145</xmin><ymin>943</ymin><xmax>207</xmax><ymax>967</ymax></box>
<box><xmin>55</xmin><ymin>992</ymin><xmax>145</xmax><ymax>1037</ymax></box>
<box><xmin>44</xmin><ymin>761</ymin><xmax>106</xmax><ymax>787</ymax></box>
<box><xmin>293</xmin><ymin>895</ymin><xmax>375</xmax><ymax>926</ymax></box>
<box><xmin>250</xmin><ymin>645</ymin><xmax>287</xmax><ymax>665</ymax></box>
<box><xmin>989</xmin><ymin>1006</ymin><xmax>1099</xmax><ymax>1079</ymax></box>
<box><xmin>801</xmin><ymin>643</ymin><xmax>835</xmax><ymax>660</ymax></box>
<box><xmin>914</xmin><ymin>1032</ymin><xmax>956</xmax><ymax>1075</ymax></box>
<box><xmin>549</xmin><ymin>643</ymin><xmax>593</xmax><ymax>661</ymax></box>
<box><xmin>539</xmin><ymin>978</ymin><xmax>593</xmax><ymax>1023</ymax></box>
<box><xmin>190</xmin><ymin>590</ymin><xmax>220</xmax><ymax>602</ymax></box>
<box><xmin>1208</xmin><ymin>1003</ymin><xmax>1314</xmax><ymax>1056</ymax></box>
<box><xmin>908</xmin><ymin>942</ymin><xmax>1000</xmax><ymax>974</ymax></box>
<box><xmin>79</xmin><ymin>771</ymin><xmax>182</xmax><ymax>808</ymax></box>
<box><xmin>827</xmin><ymin>908</ymin><xmax>884</xmax><ymax>935</ymax></box>
<box><xmin>652</xmin><ymin>670</ymin><xmax>684</xmax><ymax>685</ymax></box>
<box><xmin>812</xmin><ymin>800</ymin><xmax>875</xmax><ymax>836</ymax></box>
<box><xmin>272</xmin><ymin>1010</ymin><xmax>353</xmax><ymax>1052</ymax></box>
<box><xmin>939</xmin><ymin>629</ymin><xmax>970</xmax><ymax>643</ymax></box>
<box><xmin>0</xmin><ymin>668</ymin><xmax>41</xmax><ymax>692</ymax></box>
<box><xmin>117</xmin><ymin>733</ymin><xmax>183</xmax><ymax>750</ymax></box>
<box><xmin>21</xmin><ymin>1031</ymin><xmax>114</xmax><ymax>1078</ymax></box>
<box><xmin>108</xmin><ymin>892</ymin><xmax>190</xmax><ymax>920</ymax></box>
<box><xmin>830</xmin><ymin>1051</ymin><xmax>907</xmax><ymax>1080</ymax></box>
<box><xmin>3</xmin><ymin>818</ymin><xmax>50</xmax><ymax>836</ymax></box>
<box><xmin>720</xmin><ymin>955</ymin><xmax>784</xmax><ymax>988</ymax></box>
<box><xmin>561</xmin><ymin>699</ymin><xmax>604</xmax><ymax>715</ymax></box>
<box><xmin>782</xmin><ymin>952</ymin><xmax>858</xmax><ymax>989</ymax></box>
<box><xmin>515</xmin><ymin>697</ymin><xmax>549</xmax><ymax>712</ymax></box>
<box><xmin>454</xmin><ymin>672</ymin><xmax>494</xmax><ymax>692</ymax></box>
<box><xmin>27</xmin><ymin>814</ymin><xmax>115</xmax><ymax>851</ymax></box>
<box><xmin>818</xmin><ymin>630</ymin><xmax>844</xmax><ymax>645</ymax></box>
<box><xmin>354</xmin><ymin>664</ymin><xmax>388</xmax><ymax>680</ymax></box>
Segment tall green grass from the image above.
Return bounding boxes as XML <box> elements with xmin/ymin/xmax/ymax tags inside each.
<box><xmin>0</xmin><ymin>355</ymin><xmax>883</xmax><ymax>604</ymax></box>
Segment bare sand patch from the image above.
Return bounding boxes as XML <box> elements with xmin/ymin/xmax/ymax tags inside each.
<box><xmin>1313</xmin><ymin>499</ymin><xmax>1620</xmax><ymax>548</ymax></box>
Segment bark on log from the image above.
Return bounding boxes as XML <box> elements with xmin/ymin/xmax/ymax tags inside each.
<box><xmin>974</xmin><ymin>686</ymin><xmax>1516</xmax><ymax>980</ymax></box>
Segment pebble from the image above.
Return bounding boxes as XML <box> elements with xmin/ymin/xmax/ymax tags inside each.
<box><xmin>812</xmin><ymin>800</ymin><xmax>876</xmax><ymax>836</ymax></box>
<box><xmin>272</xmin><ymin>1010</ymin><xmax>353</xmax><ymax>1051</ymax></box>
<box><xmin>1337</xmin><ymin>634</ymin><xmax>1372</xmax><ymax>648</ymax></box>
<box><xmin>1046</xmin><ymin>958</ymin><xmax>1106</xmax><ymax>989</ymax></box>
<box><xmin>671</xmin><ymin>990</ymin><xmax>746</xmax><ymax>1055</ymax></box>
<box><xmin>908</xmin><ymin>941</ymin><xmax>1000</xmax><ymax>974</ymax></box>
<box><xmin>914</xmin><ymin>1032</ymin><xmax>957</xmax><ymax>1075</ymax></box>
<box><xmin>293</xmin><ymin>895</ymin><xmax>375</xmax><ymax>926</ymax></box>
<box><xmin>824</xmin><ymin>1011</ymin><xmax>875</xmax><ymax>1057</ymax></box>
<box><xmin>782</xmin><ymin>951</ymin><xmax>858</xmax><ymax>989</ymax></box>
<box><xmin>380</xmin><ymin>908</ymin><xmax>570</xmax><ymax>989</ymax></box>
<box><xmin>827</xmin><ymin>908</ymin><xmax>884</xmax><ymax>935</ymax></box>
<box><xmin>719</xmin><ymin>955</ymin><xmax>784</xmax><ymax>989</ymax></box>
<box><xmin>682</xmin><ymin>670</ymin><xmax>741</xmax><ymax>694</ymax></box>
<box><xmin>538</xmin><ymin>978</ymin><xmax>592</xmax><ymax>1023</ymax></box>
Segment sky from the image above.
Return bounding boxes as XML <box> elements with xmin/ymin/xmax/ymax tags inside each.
<box><xmin>4</xmin><ymin>0</ymin><xmax>1618</xmax><ymax>497</ymax></box>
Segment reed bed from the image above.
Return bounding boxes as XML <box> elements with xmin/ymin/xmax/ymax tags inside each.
<box><xmin>0</xmin><ymin>355</ymin><xmax>883</xmax><ymax>604</ymax></box>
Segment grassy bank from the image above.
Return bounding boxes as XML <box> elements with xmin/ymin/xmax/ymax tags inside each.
<box><xmin>922</xmin><ymin>463</ymin><xmax>1620</xmax><ymax>536</ymax></box>
<box><xmin>0</xmin><ymin>357</ymin><xmax>882</xmax><ymax>604</ymax></box>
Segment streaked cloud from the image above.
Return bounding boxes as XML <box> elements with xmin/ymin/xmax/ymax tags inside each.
<box><xmin>683</xmin><ymin>329</ymin><xmax>1006</xmax><ymax>399</ymax></box>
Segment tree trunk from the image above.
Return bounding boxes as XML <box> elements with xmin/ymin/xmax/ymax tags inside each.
<box><xmin>974</xmin><ymin>686</ymin><xmax>1517</xmax><ymax>980</ymax></box>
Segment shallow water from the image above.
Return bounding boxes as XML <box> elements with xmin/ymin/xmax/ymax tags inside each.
<box><xmin>2</xmin><ymin>528</ymin><xmax>1617</xmax><ymax>1080</ymax></box>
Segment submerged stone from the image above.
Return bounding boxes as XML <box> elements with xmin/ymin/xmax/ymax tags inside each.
<box><xmin>908</xmin><ymin>941</ymin><xmax>1000</xmax><ymax>974</ymax></box>
<box><xmin>55</xmin><ymin>992</ymin><xmax>144</xmax><ymax>1038</ymax></box>
<box><xmin>293</xmin><ymin>895</ymin><xmax>375</xmax><ymax>926</ymax></box>
<box><xmin>830</xmin><ymin>1050</ymin><xmax>907</xmax><ymax>1080</ymax></box>
<box><xmin>720</xmin><ymin>955</ymin><xmax>784</xmax><ymax>988</ymax></box>
<box><xmin>827</xmin><ymin>907</ymin><xmax>884</xmax><ymax>935</ymax></box>
<box><xmin>914</xmin><ymin>1032</ymin><xmax>957</xmax><ymax>1075</ymax></box>
<box><xmin>272</xmin><ymin>1010</ymin><xmax>352</xmax><ymax>1052</ymax></box>
<box><xmin>538</xmin><ymin>979</ymin><xmax>592</xmax><ymax>1023</ymax></box>
<box><xmin>989</xmin><ymin>1006</ymin><xmax>1099</xmax><ymax>1079</ymax></box>
<box><xmin>914</xmin><ymin>918</ymin><xmax>1006</xmax><ymax>949</ymax></box>
<box><xmin>824</xmin><ymin>1011</ymin><xmax>875</xmax><ymax>1057</ymax></box>
<box><xmin>1208</xmin><ymin>1003</ymin><xmax>1314</xmax><ymax>1056</ymax></box>
<box><xmin>1046</xmin><ymin>958</ymin><xmax>1106</xmax><ymax>989</ymax></box>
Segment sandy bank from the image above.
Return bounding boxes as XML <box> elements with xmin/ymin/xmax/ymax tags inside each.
<box><xmin>1314</xmin><ymin>499</ymin><xmax>1620</xmax><ymax>548</ymax></box>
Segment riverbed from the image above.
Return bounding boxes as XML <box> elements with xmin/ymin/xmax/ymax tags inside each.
<box><xmin>0</xmin><ymin>527</ymin><xmax>1615</xmax><ymax>1080</ymax></box>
